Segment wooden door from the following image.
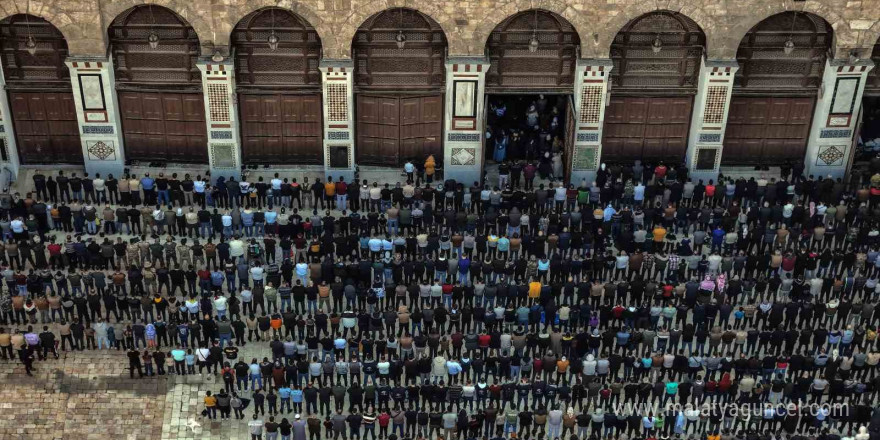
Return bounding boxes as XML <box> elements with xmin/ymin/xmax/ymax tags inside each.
<box><xmin>239</xmin><ymin>93</ymin><xmax>322</xmax><ymax>164</ymax></box>
<box><xmin>723</xmin><ymin>96</ymin><xmax>815</xmax><ymax>165</ymax></box>
<box><xmin>9</xmin><ymin>91</ymin><xmax>83</xmax><ymax>164</ymax></box>
<box><xmin>118</xmin><ymin>90</ymin><xmax>208</xmax><ymax>163</ymax></box>
<box><xmin>400</xmin><ymin>95</ymin><xmax>443</xmax><ymax>163</ymax></box>
<box><xmin>357</xmin><ymin>95</ymin><xmax>400</xmax><ymax>166</ymax></box>
<box><xmin>356</xmin><ymin>94</ymin><xmax>444</xmax><ymax>166</ymax></box>
<box><xmin>602</xmin><ymin>95</ymin><xmax>692</xmax><ymax>163</ymax></box>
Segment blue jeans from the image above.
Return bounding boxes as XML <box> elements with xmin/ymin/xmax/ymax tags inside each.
<box><xmin>158</xmin><ymin>190</ymin><xmax>170</xmax><ymax>205</ymax></box>
<box><xmin>250</xmin><ymin>374</ymin><xmax>263</xmax><ymax>390</ymax></box>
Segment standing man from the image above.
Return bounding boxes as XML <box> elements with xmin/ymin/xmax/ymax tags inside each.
<box><xmin>128</xmin><ymin>347</ymin><xmax>144</xmax><ymax>378</ymax></box>
<box><xmin>249</xmin><ymin>414</ymin><xmax>264</xmax><ymax>440</ymax></box>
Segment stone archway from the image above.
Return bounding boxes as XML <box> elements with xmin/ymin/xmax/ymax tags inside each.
<box><xmin>108</xmin><ymin>4</ymin><xmax>208</xmax><ymax>164</ymax></box>
<box><xmin>0</xmin><ymin>14</ymin><xmax>83</xmax><ymax>164</ymax></box>
<box><xmin>602</xmin><ymin>10</ymin><xmax>706</xmax><ymax>164</ymax></box>
<box><xmin>231</xmin><ymin>6</ymin><xmax>324</xmax><ymax>165</ymax></box>
<box><xmin>352</xmin><ymin>7</ymin><xmax>448</xmax><ymax>166</ymax></box>
<box><xmin>484</xmin><ymin>9</ymin><xmax>581</xmax><ymax>93</ymax></box>
<box><xmin>724</xmin><ymin>11</ymin><xmax>833</xmax><ymax>166</ymax></box>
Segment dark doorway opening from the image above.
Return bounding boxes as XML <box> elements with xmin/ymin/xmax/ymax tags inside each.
<box><xmin>485</xmin><ymin>94</ymin><xmax>569</xmax><ymax>167</ymax></box>
<box><xmin>856</xmin><ymin>97</ymin><xmax>880</xmax><ymax>162</ymax></box>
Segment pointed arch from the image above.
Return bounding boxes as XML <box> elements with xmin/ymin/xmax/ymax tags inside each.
<box><xmin>484</xmin><ymin>9</ymin><xmax>580</xmax><ymax>92</ymax></box>
<box><xmin>230</xmin><ymin>6</ymin><xmax>322</xmax><ymax>88</ymax></box>
<box><xmin>108</xmin><ymin>4</ymin><xmax>201</xmax><ymax>86</ymax></box>
<box><xmin>610</xmin><ymin>10</ymin><xmax>706</xmax><ymax>90</ymax></box>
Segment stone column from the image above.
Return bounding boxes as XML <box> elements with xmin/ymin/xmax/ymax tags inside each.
<box><xmin>685</xmin><ymin>58</ymin><xmax>739</xmax><ymax>182</ymax></box>
<box><xmin>443</xmin><ymin>57</ymin><xmax>490</xmax><ymax>186</ymax></box>
<box><xmin>196</xmin><ymin>59</ymin><xmax>241</xmax><ymax>182</ymax></box>
<box><xmin>65</xmin><ymin>56</ymin><xmax>126</xmax><ymax>179</ymax></box>
<box><xmin>319</xmin><ymin>60</ymin><xmax>356</xmax><ymax>182</ymax></box>
<box><xmin>570</xmin><ymin>59</ymin><xmax>613</xmax><ymax>185</ymax></box>
<box><xmin>0</xmin><ymin>64</ymin><xmax>20</xmax><ymax>183</ymax></box>
<box><xmin>804</xmin><ymin>59</ymin><xmax>875</xmax><ymax>179</ymax></box>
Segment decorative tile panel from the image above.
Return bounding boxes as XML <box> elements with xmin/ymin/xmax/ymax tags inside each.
<box><xmin>210</xmin><ymin>131</ymin><xmax>232</xmax><ymax>140</ymax></box>
<box><xmin>0</xmin><ymin>138</ymin><xmax>9</xmax><ymax>162</ymax></box>
<box><xmin>816</xmin><ymin>145</ymin><xmax>846</xmax><ymax>167</ymax></box>
<box><xmin>693</xmin><ymin>147</ymin><xmax>721</xmax><ymax>171</ymax></box>
<box><xmin>86</xmin><ymin>140</ymin><xmax>116</xmax><ymax>161</ymax></box>
<box><xmin>328</xmin><ymin>131</ymin><xmax>350</xmax><ymax>140</ymax></box>
<box><xmin>326</xmin><ymin>145</ymin><xmax>351</xmax><ymax>169</ymax></box>
<box><xmin>82</xmin><ymin>125</ymin><xmax>114</xmax><ymax>135</ymax></box>
<box><xmin>326</xmin><ymin>83</ymin><xmax>349</xmax><ymax>123</ymax></box>
<box><xmin>702</xmin><ymin>86</ymin><xmax>728</xmax><ymax>124</ymax></box>
<box><xmin>207</xmin><ymin>83</ymin><xmax>230</xmax><ymax>122</ymax></box>
<box><xmin>578</xmin><ymin>85</ymin><xmax>603</xmax><ymax>124</ymax></box>
<box><xmin>211</xmin><ymin>144</ymin><xmax>236</xmax><ymax>169</ymax></box>
<box><xmin>819</xmin><ymin>129</ymin><xmax>852</xmax><ymax>139</ymax></box>
<box><xmin>450</xmin><ymin>147</ymin><xmax>476</xmax><ymax>166</ymax></box>
<box><xmin>448</xmin><ymin>133</ymin><xmax>480</xmax><ymax>142</ymax></box>
<box><xmin>572</xmin><ymin>145</ymin><xmax>598</xmax><ymax>171</ymax></box>
<box><xmin>698</xmin><ymin>133</ymin><xmax>721</xmax><ymax>143</ymax></box>
<box><xmin>577</xmin><ymin>132</ymin><xmax>599</xmax><ymax>143</ymax></box>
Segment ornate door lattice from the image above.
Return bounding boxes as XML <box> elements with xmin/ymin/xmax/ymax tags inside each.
<box><xmin>485</xmin><ymin>9</ymin><xmax>579</xmax><ymax>92</ymax></box>
<box><xmin>232</xmin><ymin>7</ymin><xmax>321</xmax><ymax>89</ymax></box>
<box><xmin>353</xmin><ymin>8</ymin><xmax>446</xmax><ymax>91</ymax></box>
<box><xmin>0</xmin><ymin>15</ymin><xmax>82</xmax><ymax>164</ymax></box>
<box><xmin>609</xmin><ymin>10</ymin><xmax>705</xmax><ymax>90</ymax></box>
<box><xmin>0</xmin><ymin>14</ymin><xmax>70</xmax><ymax>88</ymax></box>
<box><xmin>232</xmin><ymin>7</ymin><xmax>323</xmax><ymax>164</ymax></box>
<box><xmin>109</xmin><ymin>5</ymin><xmax>201</xmax><ymax>87</ymax></box>
<box><xmin>735</xmin><ymin>12</ymin><xmax>832</xmax><ymax>91</ymax></box>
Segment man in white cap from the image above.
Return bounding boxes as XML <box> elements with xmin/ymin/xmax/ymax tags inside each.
<box><xmin>292</xmin><ymin>414</ymin><xmax>307</xmax><ymax>440</ymax></box>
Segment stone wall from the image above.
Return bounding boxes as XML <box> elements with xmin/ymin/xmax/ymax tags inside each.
<box><xmin>0</xmin><ymin>0</ymin><xmax>877</xmax><ymax>61</ymax></box>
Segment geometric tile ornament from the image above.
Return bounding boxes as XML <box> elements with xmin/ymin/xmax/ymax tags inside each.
<box><xmin>86</xmin><ymin>140</ymin><xmax>116</xmax><ymax>161</ymax></box>
<box><xmin>326</xmin><ymin>83</ymin><xmax>349</xmax><ymax>123</ymax></box>
<box><xmin>211</xmin><ymin>144</ymin><xmax>236</xmax><ymax>169</ymax></box>
<box><xmin>816</xmin><ymin>145</ymin><xmax>845</xmax><ymax>167</ymax></box>
<box><xmin>702</xmin><ymin>86</ymin><xmax>728</xmax><ymax>124</ymax></box>
<box><xmin>450</xmin><ymin>147</ymin><xmax>476</xmax><ymax>166</ymax></box>
<box><xmin>578</xmin><ymin>85</ymin><xmax>603</xmax><ymax>124</ymax></box>
<box><xmin>572</xmin><ymin>145</ymin><xmax>598</xmax><ymax>171</ymax></box>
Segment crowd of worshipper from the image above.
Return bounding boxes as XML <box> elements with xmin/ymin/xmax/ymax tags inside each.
<box><xmin>486</xmin><ymin>95</ymin><xmax>566</xmax><ymax>182</ymax></box>
<box><xmin>2</xmin><ymin>159</ymin><xmax>880</xmax><ymax>440</ymax></box>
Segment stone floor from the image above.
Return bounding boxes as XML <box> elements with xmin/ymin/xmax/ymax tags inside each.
<box><xmin>0</xmin><ymin>350</ymin><xmax>167</xmax><ymax>440</ymax></box>
<box><xmin>0</xmin><ymin>335</ymin><xmax>313</xmax><ymax>439</ymax></box>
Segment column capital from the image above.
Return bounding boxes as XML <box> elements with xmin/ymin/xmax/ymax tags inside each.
<box><xmin>445</xmin><ymin>56</ymin><xmax>490</xmax><ymax>67</ymax></box>
<box><xmin>704</xmin><ymin>59</ymin><xmax>739</xmax><ymax>71</ymax></box>
<box><xmin>829</xmin><ymin>58</ymin><xmax>875</xmax><ymax>70</ymax></box>
<box><xmin>319</xmin><ymin>59</ymin><xmax>355</xmax><ymax>72</ymax></box>
<box><xmin>577</xmin><ymin>58</ymin><xmax>614</xmax><ymax>69</ymax></box>
<box><xmin>65</xmin><ymin>55</ymin><xmax>111</xmax><ymax>66</ymax></box>
<box><xmin>195</xmin><ymin>59</ymin><xmax>234</xmax><ymax>73</ymax></box>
